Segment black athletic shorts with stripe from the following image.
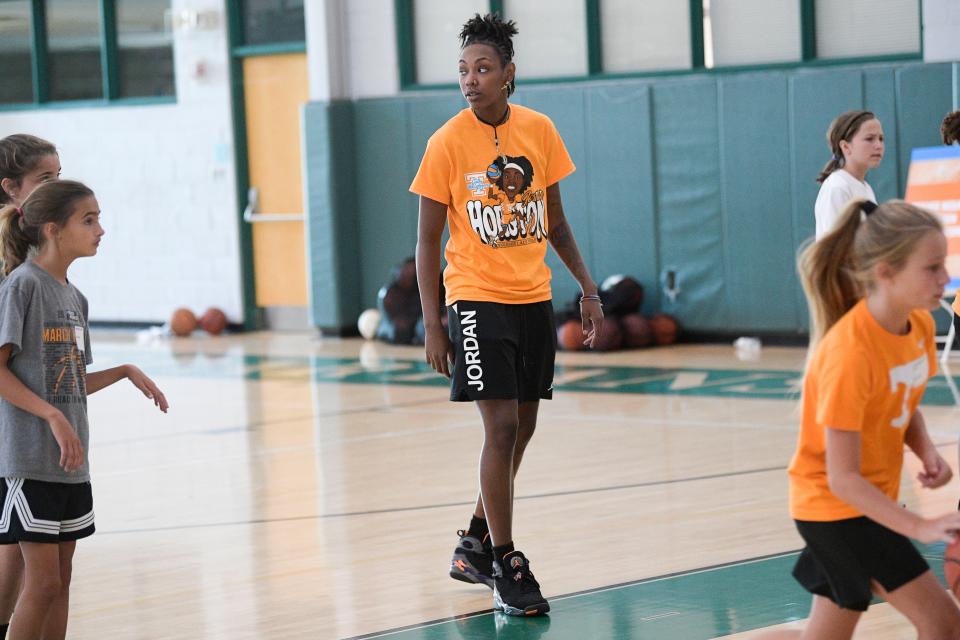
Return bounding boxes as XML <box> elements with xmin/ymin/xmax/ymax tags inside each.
<box><xmin>447</xmin><ymin>300</ymin><xmax>556</xmax><ymax>403</ymax></box>
<box><xmin>792</xmin><ymin>516</ymin><xmax>929</xmax><ymax>611</ymax></box>
<box><xmin>0</xmin><ymin>478</ymin><xmax>95</xmax><ymax>544</ymax></box>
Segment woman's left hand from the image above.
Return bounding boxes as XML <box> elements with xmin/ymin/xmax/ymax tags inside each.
<box><xmin>917</xmin><ymin>452</ymin><xmax>953</xmax><ymax>489</ymax></box>
<box><xmin>125</xmin><ymin>365</ymin><xmax>169</xmax><ymax>413</ymax></box>
<box><xmin>580</xmin><ymin>299</ymin><xmax>604</xmax><ymax>349</ymax></box>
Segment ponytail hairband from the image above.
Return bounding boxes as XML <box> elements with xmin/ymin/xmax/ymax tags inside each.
<box><xmin>861</xmin><ymin>201</ymin><xmax>878</xmax><ymax>216</ymax></box>
<box><xmin>15</xmin><ymin>207</ymin><xmax>23</xmax><ymax>218</ymax></box>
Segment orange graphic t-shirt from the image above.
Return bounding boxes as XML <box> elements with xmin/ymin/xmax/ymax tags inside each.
<box><xmin>789</xmin><ymin>300</ymin><xmax>937</xmax><ymax>521</ymax></box>
<box><xmin>410</xmin><ymin>104</ymin><xmax>575</xmax><ymax>305</ymax></box>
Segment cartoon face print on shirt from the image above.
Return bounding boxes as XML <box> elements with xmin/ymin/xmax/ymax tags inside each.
<box><xmin>494</xmin><ymin>156</ymin><xmax>533</xmax><ymax>203</ymax></box>
<box><xmin>466</xmin><ymin>154</ymin><xmax>547</xmax><ymax>249</ymax></box>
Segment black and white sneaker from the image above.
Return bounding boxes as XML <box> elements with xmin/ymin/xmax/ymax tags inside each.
<box><xmin>449</xmin><ymin>529</ymin><xmax>494</xmax><ymax>588</ymax></box>
<box><xmin>492</xmin><ymin>551</ymin><xmax>550</xmax><ymax>616</ymax></box>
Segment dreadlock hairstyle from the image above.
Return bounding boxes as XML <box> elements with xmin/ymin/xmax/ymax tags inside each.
<box><xmin>816</xmin><ymin>110</ymin><xmax>877</xmax><ymax>184</ymax></box>
<box><xmin>459</xmin><ymin>13</ymin><xmax>519</xmax><ymax>97</ymax></box>
<box><xmin>0</xmin><ymin>134</ymin><xmax>57</xmax><ymax>205</ymax></box>
<box><xmin>941</xmin><ymin>110</ymin><xmax>960</xmax><ymax>146</ymax></box>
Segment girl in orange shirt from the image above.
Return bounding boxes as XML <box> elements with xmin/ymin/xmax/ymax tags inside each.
<box><xmin>411</xmin><ymin>14</ymin><xmax>603</xmax><ymax>617</ymax></box>
<box><xmin>762</xmin><ymin>199</ymin><xmax>960</xmax><ymax>638</ymax></box>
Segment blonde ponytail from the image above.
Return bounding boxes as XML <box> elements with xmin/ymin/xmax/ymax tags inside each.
<box><xmin>799</xmin><ymin>199</ymin><xmax>943</xmax><ymax>353</ymax></box>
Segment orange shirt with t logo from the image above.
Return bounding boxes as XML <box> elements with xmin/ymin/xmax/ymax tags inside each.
<box><xmin>789</xmin><ymin>300</ymin><xmax>937</xmax><ymax>521</ymax></box>
<box><xmin>410</xmin><ymin>105</ymin><xmax>575</xmax><ymax>305</ymax></box>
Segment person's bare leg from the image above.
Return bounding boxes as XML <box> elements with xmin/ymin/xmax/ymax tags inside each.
<box><xmin>0</xmin><ymin>546</ymin><xmax>24</xmax><ymax>630</ymax></box>
<box><xmin>475</xmin><ymin>399</ymin><xmax>519</xmax><ymax>547</ymax></box>
<box><xmin>753</xmin><ymin>595</ymin><xmax>860</xmax><ymax>640</ymax></box>
<box><xmin>8</xmin><ymin>543</ymin><xmax>61</xmax><ymax>640</ymax></box>
<box><xmin>472</xmin><ymin>400</ymin><xmax>538</xmax><ymax>519</ymax></box>
<box><xmin>875</xmin><ymin>572</ymin><xmax>960</xmax><ymax>640</ymax></box>
<box><xmin>38</xmin><ymin>541</ymin><xmax>75</xmax><ymax>640</ymax></box>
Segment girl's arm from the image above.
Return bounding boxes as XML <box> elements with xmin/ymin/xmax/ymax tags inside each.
<box><xmin>546</xmin><ymin>183</ymin><xmax>603</xmax><ymax>347</ymax></box>
<box><xmin>86</xmin><ymin>366</ymin><xmax>129</xmax><ymax>394</ymax></box>
<box><xmin>904</xmin><ymin>410</ymin><xmax>952</xmax><ymax>489</ymax></box>
<box><xmin>87</xmin><ymin>364</ymin><xmax>169</xmax><ymax>412</ymax></box>
<box><xmin>826</xmin><ymin>427</ymin><xmax>960</xmax><ymax>543</ymax></box>
<box><xmin>416</xmin><ymin>195</ymin><xmax>453</xmax><ymax>377</ymax></box>
<box><xmin>0</xmin><ymin>344</ymin><xmax>83</xmax><ymax>471</ymax></box>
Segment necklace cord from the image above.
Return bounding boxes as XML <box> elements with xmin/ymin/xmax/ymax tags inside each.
<box><xmin>475</xmin><ymin>105</ymin><xmax>511</xmax><ymax>164</ymax></box>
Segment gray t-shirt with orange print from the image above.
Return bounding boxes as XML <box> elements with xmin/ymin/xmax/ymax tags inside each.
<box><xmin>0</xmin><ymin>260</ymin><xmax>92</xmax><ymax>483</ymax></box>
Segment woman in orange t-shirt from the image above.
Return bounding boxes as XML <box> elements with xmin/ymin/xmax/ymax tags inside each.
<box><xmin>410</xmin><ymin>14</ymin><xmax>603</xmax><ymax>617</ymax></box>
<box><xmin>760</xmin><ymin>200</ymin><xmax>960</xmax><ymax>638</ymax></box>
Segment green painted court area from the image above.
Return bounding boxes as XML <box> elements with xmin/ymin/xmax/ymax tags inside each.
<box><xmin>99</xmin><ymin>350</ymin><xmax>960</xmax><ymax>405</ymax></box>
<box><xmin>353</xmin><ymin>545</ymin><xmax>949</xmax><ymax>640</ymax></box>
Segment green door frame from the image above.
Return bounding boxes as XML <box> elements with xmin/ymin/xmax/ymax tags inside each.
<box><xmin>224</xmin><ymin>3</ymin><xmax>307</xmax><ymax>331</ymax></box>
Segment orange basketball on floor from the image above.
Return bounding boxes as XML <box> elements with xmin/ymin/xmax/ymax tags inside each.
<box><xmin>592</xmin><ymin>317</ymin><xmax>623</xmax><ymax>351</ymax></box>
<box><xmin>649</xmin><ymin>313</ymin><xmax>679</xmax><ymax>346</ymax></box>
<box><xmin>557</xmin><ymin>319</ymin><xmax>583</xmax><ymax>351</ymax></box>
<box><xmin>169</xmin><ymin>308</ymin><xmax>197</xmax><ymax>337</ymax></box>
<box><xmin>620</xmin><ymin>313</ymin><xmax>653</xmax><ymax>348</ymax></box>
<box><xmin>199</xmin><ymin>307</ymin><xmax>228</xmax><ymax>336</ymax></box>
<box><xmin>945</xmin><ymin>537</ymin><xmax>960</xmax><ymax>598</ymax></box>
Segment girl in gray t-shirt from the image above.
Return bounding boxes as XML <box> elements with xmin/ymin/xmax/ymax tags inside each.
<box><xmin>0</xmin><ymin>132</ymin><xmax>60</xmax><ymax>640</ymax></box>
<box><xmin>0</xmin><ymin>180</ymin><xmax>168</xmax><ymax>640</ymax></box>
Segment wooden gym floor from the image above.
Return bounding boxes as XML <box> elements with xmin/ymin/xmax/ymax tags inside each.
<box><xmin>57</xmin><ymin>331</ymin><xmax>960</xmax><ymax>639</ymax></box>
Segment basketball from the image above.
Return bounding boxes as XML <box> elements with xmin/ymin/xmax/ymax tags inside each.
<box><xmin>557</xmin><ymin>319</ymin><xmax>583</xmax><ymax>351</ymax></box>
<box><xmin>358</xmin><ymin>308</ymin><xmax>381</xmax><ymax>340</ymax></box>
<box><xmin>199</xmin><ymin>307</ymin><xmax>228</xmax><ymax>336</ymax></box>
<box><xmin>650</xmin><ymin>313</ymin><xmax>680</xmax><ymax>346</ymax></box>
<box><xmin>620</xmin><ymin>313</ymin><xmax>653</xmax><ymax>348</ymax></box>
<box><xmin>600</xmin><ymin>274</ymin><xmax>644</xmax><ymax>315</ymax></box>
<box><xmin>169</xmin><ymin>307</ymin><xmax>197</xmax><ymax>337</ymax></box>
<box><xmin>591</xmin><ymin>316</ymin><xmax>623</xmax><ymax>351</ymax></box>
<box><xmin>945</xmin><ymin>537</ymin><xmax>960</xmax><ymax>598</ymax></box>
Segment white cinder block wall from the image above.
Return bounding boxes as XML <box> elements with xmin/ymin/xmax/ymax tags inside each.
<box><xmin>0</xmin><ymin>0</ymin><xmax>242</xmax><ymax>324</ymax></box>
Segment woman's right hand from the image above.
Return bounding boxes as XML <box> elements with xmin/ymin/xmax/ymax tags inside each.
<box><xmin>914</xmin><ymin>511</ymin><xmax>960</xmax><ymax>544</ymax></box>
<box><xmin>425</xmin><ymin>325</ymin><xmax>453</xmax><ymax>378</ymax></box>
<box><xmin>47</xmin><ymin>412</ymin><xmax>84</xmax><ymax>472</ymax></box>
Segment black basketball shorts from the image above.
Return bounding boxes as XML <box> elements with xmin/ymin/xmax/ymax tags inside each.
<box><xmin>447</xmin><ymin>300</ymin><xmax>556</xmax><ymax>403</ymax></box>
<box><xmin>792</xmin><ymin>516</ymin><xmax>929</xmax><ymax>611</ymax></box>
<box><xmin>0</xmin><ymin>478</ymin><xmax>95</xmax><ymax>544</ymax></box>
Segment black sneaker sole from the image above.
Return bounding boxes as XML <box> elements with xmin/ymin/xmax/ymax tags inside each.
<box><xmin>450</xmin><ymin>563</ymin><xmax>494</xmax><ymax>589</ymax></box>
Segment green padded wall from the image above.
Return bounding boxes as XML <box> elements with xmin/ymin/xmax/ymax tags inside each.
<box><xmin>302</xmin><ymin>100</ymin><xmax>359</xmax><ymax>329</ymax></box>
<box><xmin>303</xmin><ymin>61</ymin><xmax>956</xmax><ymax>334</ymax></box>
<box><xmin>719</xmin><ymin>74</ymin><xmax>798</xmax><ymax>331</ymax></box>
